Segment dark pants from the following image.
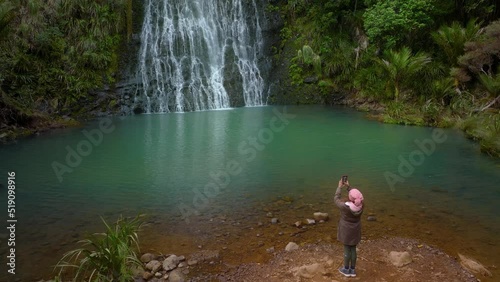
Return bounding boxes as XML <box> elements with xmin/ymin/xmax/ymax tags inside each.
<box><xmin>344</xmin><ymin>245</ymin><xmax>357</xmax><ymax>269</ymax></box>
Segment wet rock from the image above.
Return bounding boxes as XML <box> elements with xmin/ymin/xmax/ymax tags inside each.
<box><xmin>141</xmin><ymin>253</ymin><xmax>156</xmax><ymax>263</ymax></box>
<box><xmin>389</xmin><ymin>251</ymin><xmax>412</xmax><ymax>267</ymax></box>
<box><xmin>168</xmin><ymin>269</ymin><xmax>185</xmax><ymax>282</ymax></box>
<box><xmin>163</xmin><ymin>255</ymin><xmax>180</xmax><ymax>271</ymax></box>
<box><xmin>367</xmin><ymin>216</ymin><xmax>377</xmax><ymax>221</ymax></box>
<box><xmin>458</xmin><ymin>254</ymin><xmax>492</xmax><ymax>277</ymax></box>
<box><xmin>143</xmin><ymin>271</ymin><xmax>154</xmax><ymax>280</ymax></box>
<box><xmin>313</xmin><ymin>212</ymin><xmax>329</xmax><ymax>221</ymax></box>
<box><xmin>285</xmin><ymin>242</ymin><xmax>299</xmax><ymax>252</ymax></box>
<box><xmin>146</xmin><ymin>260</ymin><xmax>162</xmax><ymax>273</ymax></box>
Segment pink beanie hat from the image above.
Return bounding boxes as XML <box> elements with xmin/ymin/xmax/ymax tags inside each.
<box><xmin>348</xmin><ymin>188</ymin><xmax>364</xmax><ymax>212</ymax></box>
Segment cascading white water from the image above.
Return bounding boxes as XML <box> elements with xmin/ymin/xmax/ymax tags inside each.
<box><xmin>136</xmin><ymin>0</ymin><xmax>265</xmax><ymax>113</ymax></box>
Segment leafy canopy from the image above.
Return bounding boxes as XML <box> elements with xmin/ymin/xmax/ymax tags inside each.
<box><xmin>363</xmin><ymin>0</ymin><xmax>435</xmax><ymax>49</ymax></box>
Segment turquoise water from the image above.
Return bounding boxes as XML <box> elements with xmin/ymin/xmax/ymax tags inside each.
<box><xmin>1</xmin><ymin>105</ymin><xmax>499</xmax><ymax>280</ymax></box>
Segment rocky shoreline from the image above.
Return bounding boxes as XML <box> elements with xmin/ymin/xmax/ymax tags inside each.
<box><xmin>132</xmin><ymin>237</ymin><xmax>491</xmax><ymax>282</ymax></box>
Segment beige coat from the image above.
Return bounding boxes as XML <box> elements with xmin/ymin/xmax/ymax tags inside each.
<box><xmin>334</xmin><ymin>186</ymin><xmax>363</xmax><ymax>246</ymax></box>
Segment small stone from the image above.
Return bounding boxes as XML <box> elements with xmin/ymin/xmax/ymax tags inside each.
<box><xmin>285</xmin><ymin>242</ymin><xmax>299</xmax><ymax>252</ymax></box>
<box><xmin>145</xmin><ymin>260</ymin><xmax>162</xmax><ymax>273</ymax></box>
<box><xmin>266</xmin><ymin>247</ymin><xmax>275</xmax><ymax>253</ymax></box>
<box><xmin>168</xmin><ymin>269</ymin><xmax>186</xmax><ymax>282</ymax></box>
<box><xmin>389</xmin><ymin>251</ymin><xmax>412</xmax><ymax>267</ymax></box>
<box><xmin>367</xmin><ymin>216</ymin><xmax>377</xmax><ymax>221</ymax></box>
<box><xmin>155</xmin><ymin>272</ymin><xmax>162</xmax><ymax>277</ymax></box>
<box><xmin>143</xmin><ymin>271</ymin><xmax>154</xmax><ymax>280</ymax></box>
<box><xmin>256</xmin><ymin>233</ymin><xmax>261</xmax><ymax>237</ymax></box>
<box><xmin>163</xmin><ymin>255</ymin><xmax>180</xmax><ymax>271</ymax></box>
<box><xmin>178</xmin><ymin>262</ymin><xmax>186</xmax><ymax>268</ymax></box>
<box><xmin>141</xmin><ymin>253</ymin><xmax>156</xmax><ymax>263</ymax></box>
<box><xmin>294</xmin><ymin>221</ymin><xmax>302</xmax><ymax>227</ymax></box>
<box><xmin>278</xmin><ymin>232</ymin><xmax>284</xmax><ymax>236</ymax></box>
<box><xmin>306</xmin><ymin>219</ymin><xmax>315</xmax><ymax>225</ymax></box>
<box><xmin>257</xmin><ymin>221</ymin><xmax>264</xmax><ymax>227</ymax></box>
<box><xmin>271</xmin><ymin>218</ymin><xmax>279</xmax><ymax>224</ymax></box>
<box><xmin>313</xmin><ymin>212</ymin><xmax>329</xmax><ymax>221</ymax></box>
<box><xmin>266</xmin><ymin>212</ymin><xmax>273</xmax><ymax>218</ymax></box>
<box><xmin>187</xmin><ymin>259</ymin><xmax>198</xmax><ymax>266</ymax></box>
<box><xmin>177</xmin><ymin>255</ymin><xmax>185</xmax><ymax>261</ymax></box>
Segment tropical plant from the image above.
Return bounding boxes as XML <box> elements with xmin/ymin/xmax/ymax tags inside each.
<box><xmin>0</xmin><ymin>0</ymin><xmax>16</xmax><ymax>40</ymax></box>
<box><xmin>297</xmin><ymin>45</ymin><xmax>321</xmax><ymax>77</ymax></box>
<box><xmin>376</xmin><ymin>47</ymin><xmax>432</xmax><ymax>101</ymax></box>
<box><xmin>431</xmin><ymin>19</ymin><xmax>482</xmax><ymax>66</ymax></box>
<box><xmin>55</xmin><ymin>215</ymin><xmax>144</xmax><ymax>282</ymax></box>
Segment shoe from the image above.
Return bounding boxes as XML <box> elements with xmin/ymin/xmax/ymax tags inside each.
<box><xmin>349</xmin><ymin>268</ymin><xmax>357</xmax><ymax>277</ymax></box>
<box><xmin>338</xmin><ymin>267</ymin><xmax>350</xmax><ymax>277</ymax></box>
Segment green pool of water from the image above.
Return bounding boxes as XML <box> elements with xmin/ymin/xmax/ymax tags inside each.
<box><xmin>1</xmin><ymin>105</ymin><xmax>499</xmax><ymax>280</ymax></box>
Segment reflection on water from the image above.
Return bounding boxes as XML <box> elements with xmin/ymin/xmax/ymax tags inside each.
<box><xmin>0</xmin><ymin>106</ymin><xmax>499</xmax><ymax>281</ymax></box>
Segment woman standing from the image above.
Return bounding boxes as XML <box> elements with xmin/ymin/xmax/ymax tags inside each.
<box><xmin>334</xmin><ymin>177</ymin><xmax>364</xmax><ymax>277</ymax></box>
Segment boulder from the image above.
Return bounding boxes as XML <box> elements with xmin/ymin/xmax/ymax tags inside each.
<box><xmin>163</xmin><ymin>255</ymin><xmax>180</xmax><ymax>271</ymax></box>
<box><xmin>285</xmin><ymin>242</ymin><xmax>299</xmax><ymax>252</ymax></box>
<box><xmin>313</xmin><ymin>212</ymin><xmax>329</xmax><ymax>221</ymax></box>
<box><xmin>389</xmin><ymin>251</ymin><xmax>412</xmax><ymax>267</ymax></box>
<box><xmin>145</xmin><ymin>260</ymin><xmax>162</xmax><ymax>273</ymax></box>
<box><xmin>458</xmin><ymin>254</ymin><xmax>492</xmax><ymax>277</ymax></box>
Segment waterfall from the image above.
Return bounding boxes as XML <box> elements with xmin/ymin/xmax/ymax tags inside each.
<box><xmin>135</xmin><ymin>0</ymin><xmax>266</xmax><ymax>113</ymax></box>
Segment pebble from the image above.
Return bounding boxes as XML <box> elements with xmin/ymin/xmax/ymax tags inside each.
<box><xmin>306</xmin><ymin>219</ymin><xmax>315</xmax><ymax>225</ymax></box>
<box><xmin>367</xmin><ymin>216</ymin><xmax>377</xmax><ymax>221</ymax></box>
<box><xmin>271</xmin><ymin>218</ymin><xmax>279</xmax><ymax>224</ymax></box>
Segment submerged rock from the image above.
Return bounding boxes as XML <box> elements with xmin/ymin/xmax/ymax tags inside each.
<box><xmin>458</xmin><ymin>254</ymin><xmax>492</xmax><ymax>277</ymax></box>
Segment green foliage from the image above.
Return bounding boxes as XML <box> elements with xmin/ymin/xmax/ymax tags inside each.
<box><xmin>323</xmin><ymin>38</ymin><xmax>357</xmax><ymax>88</ymax></box>
<box><xmin>457</xmin><ymin>20</ymin><xmax>500</xmax><ymax>79</ymax></box>
<box><xmin>55</xmin><ymin>215</ymin><xmax>144</xmax><ymax>282</ymax></box>
<box><xmin>289</xmin><ymin>63</ymin><xmax>304</xmax><ymax>86</ymax></box>
<box><xmin>431</xmin><ymin>19</ymin><xmax>481</xmax><ymax>66</ymax></box>
<box><xmin>0</xmin><ymin>0</ymin><xmax>130</xmax><ymax>119</ymax></box>
<box><xmin>376</xmin><ymin>47</ymin><xmax>432</xmax><ymax>100</ymax></box>
<box><xmin>296</xmin><ymin>45</ymin><xmax>322</xmax><ymax>77</ymax></box>
<box><xmin>0</xmin><ymin>1</ymin><xmax>16</xmax><ymax>40</ymax></box>
<box><xmin>363</xmin><ymin>0</ymin><xmax>435</xmax><ymax>49</ymax></box>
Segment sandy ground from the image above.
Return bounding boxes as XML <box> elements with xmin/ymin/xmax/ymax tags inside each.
<box><xmin>185</xmin><ymin>237</ymin><xmax>481</xmax><ymax>282</ymax></box>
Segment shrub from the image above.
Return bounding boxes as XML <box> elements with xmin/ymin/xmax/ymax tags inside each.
<box><xmin>55</xmin><ymin>215</ymin><xmax>144</xmax><ymax>282</ymax></box>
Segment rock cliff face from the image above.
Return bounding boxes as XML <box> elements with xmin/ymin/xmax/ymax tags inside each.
<box><xmin>111</xmin><ymin>0</ymin><xmax>340</xmax><ymax>115</ymax></box>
